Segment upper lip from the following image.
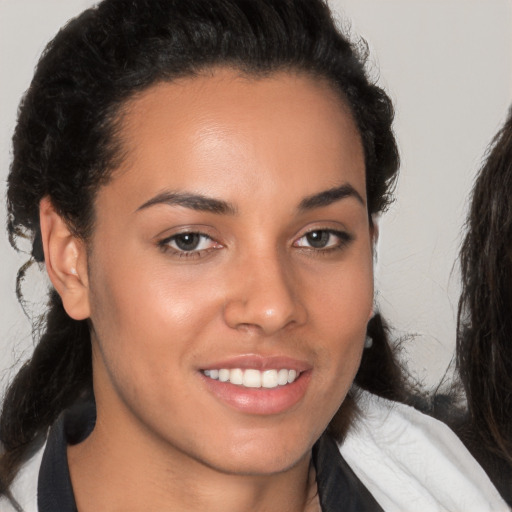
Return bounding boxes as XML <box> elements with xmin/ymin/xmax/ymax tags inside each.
<box><xmin>199</xmin><ymin>354</ymin><xmax>312</xmax><ymax>372</ymax></box>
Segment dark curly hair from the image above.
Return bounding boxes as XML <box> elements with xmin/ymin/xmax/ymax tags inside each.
<box><xmin>456</xmin><ymin>109</ymin><xmax>512</xmax><ymax>504</ymax></box>
<box><xmin>1</xmin><ymin>0</ymin><xmax>401</xmax><ymax>493</ymax></box>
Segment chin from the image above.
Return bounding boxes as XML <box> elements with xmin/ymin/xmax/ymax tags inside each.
<box><xmin>204</xmin><ymin>449</ymin><xmax>309</xmax><ymax>477</ymax></box>
<box><xmin>194</xmin><ymin>428</ymin><xmax>316</xmax><ymax>477</ymax></box>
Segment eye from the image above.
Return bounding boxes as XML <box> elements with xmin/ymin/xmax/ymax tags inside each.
<box><xmin>294</xmin><ymin>229</ymin><xmax>352</xmax><ymax>250</ymax></box>
<box><xmin>159</xmin><ymin>232</ymin><xmax>221</xmax><ymax>257</ymax></box>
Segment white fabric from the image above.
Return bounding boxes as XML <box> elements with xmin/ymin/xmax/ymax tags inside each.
<box><xmin>0</xmin><ymin>443</ymin><xmax>42</xmax><ymax>512</ymax></box>
<box><xmin>341</xmin><ymin>390</ymin><xmax>509</xmax><ymax>511</ymax></box>
<box><xmin>1</xmin><ymin>392</ymin><xmax>508</xmax><ymax>511</ymax></box>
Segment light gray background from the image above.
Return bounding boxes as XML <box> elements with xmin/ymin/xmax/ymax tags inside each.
<box><xmin>1</xmin><ymin>1</ymin><xmax>511</xmax><ymax>395</ymax></box>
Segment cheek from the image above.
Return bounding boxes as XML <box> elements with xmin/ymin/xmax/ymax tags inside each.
<box><xmin>304</xmin><ymin>248</ymin><xmax>373</xmax><ymax>380</ymax></box>
<box><xmin>90</xmin><ymin>242</ymin><xmax>220</xmax><ymax>331</ymax></box>
<box><xmin>87</xmin><ymin>260</ymin><xmax>219</xmax><ymax>420</ymax></box>
<box><xmin>87</xmin><ymin>253</ymin><xmax>207</xmax><ymax>372</ymax></box>
<box><xmin>307</xmin><ymin>251</ymin><xmax>373</xmax><ymax>335</ymax></box>
<box><xmin>302</xmin><ymin>269</ymin><xmax>371</xmax><ymax>440</ymax></box>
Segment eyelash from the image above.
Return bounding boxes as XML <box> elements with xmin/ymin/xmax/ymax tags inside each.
<box><xmin>293</xmin><ymin>229</ymin><xmax>354</xmax><ymax>254</ymax></box>
<box><xmin>158</xmin><ymin>228</ymin><xmax>353</xmax><ymax>259</ymax></box>
<box><xmin>158</xmin><ymin>232</ymin><xmax>221</xmax><ymax>259</ymax></box>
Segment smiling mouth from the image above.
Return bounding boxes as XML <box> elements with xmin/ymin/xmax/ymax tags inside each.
<box><xmin>202</xmin><ymin>368</ymin><xmax>299</xmax><ymax>389</ymax></box>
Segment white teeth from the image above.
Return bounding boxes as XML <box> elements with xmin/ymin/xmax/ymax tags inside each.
<box><xmin>230</xmin><ymin>368</ymin><xmax>244</xmax><ymax>385</ymax></box>
<box><xmin>262</xmin><ymin>370</ymin><xmax>278</xmax><ymax>388</ymax></box>
<box><xmin>203</xmin><ymin>368</ymin><xmax>299</xmax><ymax>388</ymax></box>
<box><xmin>243</xmin><ymin>369</ymin><xmax>261</xmax><ymax>388</ymax></box>
<box><xmin>219</xmin><ymin>369</ymin><xmax>230</xmax><ymax>382</ymax></box>
<box><xmin>277</xmin><ymin>369</ymin><xmax>289</xmax><ymax>386</ymax></box>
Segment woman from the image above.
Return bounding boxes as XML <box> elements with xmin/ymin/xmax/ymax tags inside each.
<box><xmin>0</xmin><ymin>1</ymin><xmax>505</xmax><ymax>510</ymax></box>
<box><xmin>457</xmin><ymin>108</ymin><xmax>512</xmax><ymax>505</ymax></box>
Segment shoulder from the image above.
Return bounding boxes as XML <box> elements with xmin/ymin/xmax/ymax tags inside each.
<box><xmin>0</xmin><ymin>441</ymin><xmax>44</xmax><ymax>512</ymax></box>
<box><xmin>339</xmin><ymin>390</ymin><xmax>509</xmax><ymax>512</ymax></box>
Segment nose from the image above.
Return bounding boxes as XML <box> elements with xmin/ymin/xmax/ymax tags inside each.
<box><xmin>223</xmin><ymin>251</ymin><xmax>307</xmax><ymax>336</ymax></box>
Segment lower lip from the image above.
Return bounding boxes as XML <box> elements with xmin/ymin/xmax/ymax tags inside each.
<box><xmin>200</xmin><ymin>371</ymin><xmax>311</xmax><ymax>415</ymax></box>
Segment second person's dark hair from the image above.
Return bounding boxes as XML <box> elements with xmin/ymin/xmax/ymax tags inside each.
<box><xmin>457</xmin><ymin>110</ymin><xmax>512</xmax><ymax>503</ymax></box>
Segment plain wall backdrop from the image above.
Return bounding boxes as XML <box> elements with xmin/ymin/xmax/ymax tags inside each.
<box><xmin>1</xmin><ymin>1</ymin><xmax>511</xmax><ymax>396</ymax></box>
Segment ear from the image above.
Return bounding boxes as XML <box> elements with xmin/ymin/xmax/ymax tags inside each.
<box><xmin>370</xmin><ymin>214</ymin><xmax>380</xmax><ymax>247</ymax></box>
<box><xmin>39</xmin><ymin>197</ymin><xmax>90</xmax><ymax>320</ymax></box>
<box><xmin>369</xmin><ymin>214</ymin><xmax>380</xmax><ymax>321</ymax></box>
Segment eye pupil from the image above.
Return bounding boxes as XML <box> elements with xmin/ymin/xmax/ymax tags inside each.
<box><xmin>306</xmin><ymin>230</ymin><xmax>329</xmax><ymax>248</ymax></box>
<box><xmin>175</xmin><ymin>233</ymin><xmax>201</xmax><ymax>251</ymax></box>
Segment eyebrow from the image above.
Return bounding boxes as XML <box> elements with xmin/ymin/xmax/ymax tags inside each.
<box><xmin>136</xmin><ymin>191</ymin><xmax>237</xmax><ymax>215</ymax></box>
<box><xmin>136</xmin><ymin>183</ymin><xmax>363</xmax><ymax>215</ymax></box>
<box><xmin>298</xmin><ymin>184</ymin><xmax>365</xmax><ymax>211</ymax></box>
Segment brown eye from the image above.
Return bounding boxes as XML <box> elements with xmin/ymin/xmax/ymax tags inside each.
<box><xmin>173</xmin><ymin>233</ymin><xmax>202</xmax><ymax>251</ymax></box>
<box><xmin>159</xmin><ymin>232</ymin><xmax>221</xmax><ymax>256</ymax></box>
<box><xmin>305</xmin><ymin>230</ymin><xmax>331</xmax><ymax>249</ymax></box>
<box><xmin>294</xmin><ymin>229</ymin><xmax>353</xmax><ymax>251</ymax></box>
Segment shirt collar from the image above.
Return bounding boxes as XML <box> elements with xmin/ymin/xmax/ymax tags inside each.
<box><xmin>37</xmin><ymin>400</ymin><xmax>94</xmax><ymax>512</ymax></box>
<box><xmin>38</xmin><ymin>401</ymin><xmax>382</xmax><ymax>512</ymax></box>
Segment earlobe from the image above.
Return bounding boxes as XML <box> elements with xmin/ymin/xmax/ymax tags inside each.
<box><xmin>369</xmin><ymin>215</ymin><xmax>379</xmax><ymax>321</ymax></box>
<box><xmin>39</xmin><ymin>197</ymin><xmax>90</xmax><ymax>320</ymax></box>
<box><xmin>370</xmin><ymin>214</ymin><xmax>380</xmax><ymax>247</ymax></box>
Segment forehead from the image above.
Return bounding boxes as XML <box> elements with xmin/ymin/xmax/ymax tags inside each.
<box><xmin>102</xmin><ymin>68</ymin><xmax>365</xmax><ymax>211</ymax></box>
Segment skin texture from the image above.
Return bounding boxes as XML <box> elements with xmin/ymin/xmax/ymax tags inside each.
<box><xmin>40</xmin><ymin>68</ymin><xmax>373</xmax><ymax>511</ymax></box>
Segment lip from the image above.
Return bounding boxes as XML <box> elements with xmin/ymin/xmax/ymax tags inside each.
<box><xmin>199</xmin><ymin>354</ymin><xmax>312</xmax><ymax>415</ymax></box>
<box><xmin>200</xmin><ymin>354</ymin><xmax>312</xmax><ymax>372</ymax></box>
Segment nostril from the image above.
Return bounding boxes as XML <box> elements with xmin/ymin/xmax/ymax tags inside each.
<box><xmin>222</xmin><ymin>260</ymin><xmax>307</xmax><ymax>334</ymax></box>
<box><xmin>223</xmin><ymin>299</ymin><xmax>304</xmax><ymax>336</ymax></box>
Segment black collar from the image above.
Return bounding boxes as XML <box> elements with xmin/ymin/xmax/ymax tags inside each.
<box><xmin>37</xmin><ymin>400</ymin><xmax>94</xmax><ymax>512</ymax></box>
<box><xmin>38</xmin><ymin>401</ymin><xmax>383</xmax><ymax>512</ymax></box>
<box><xmin>313</xmin><ymin>434</ymin><xmax>383</xmax><ymax>511</ymax></box>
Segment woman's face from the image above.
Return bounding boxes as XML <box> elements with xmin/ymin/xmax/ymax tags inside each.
<box><xmin>85</xmin><ymin>69</ymin><xmax>373</xmax><ymax>475</ymax></box>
